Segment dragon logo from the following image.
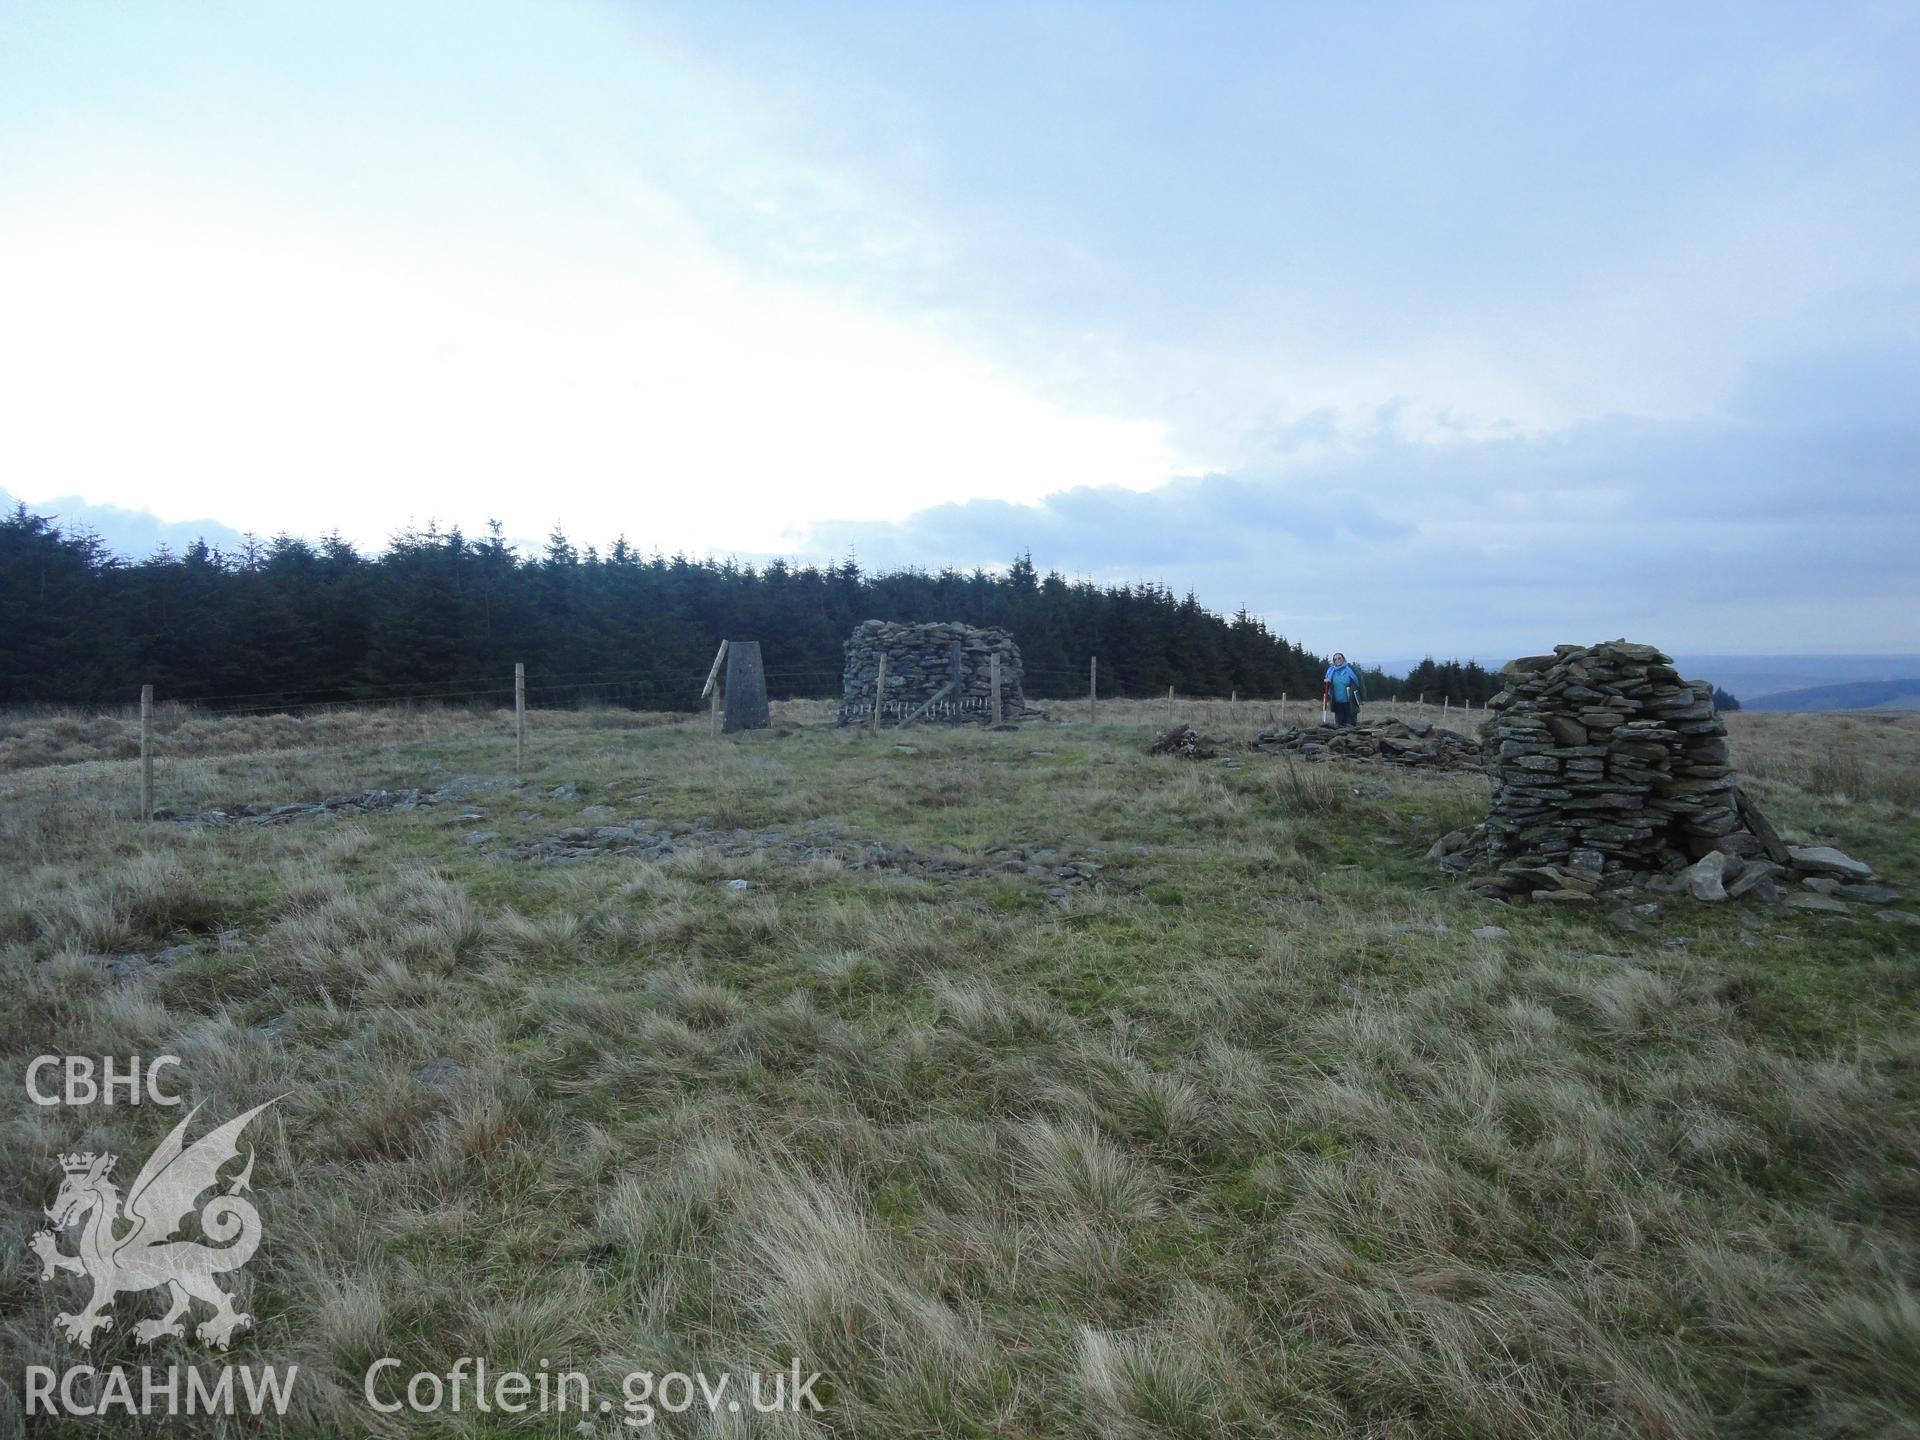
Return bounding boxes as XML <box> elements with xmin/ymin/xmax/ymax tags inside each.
<box><xmin>31</xmin><ymin>1099</ymin><xmax>279</xmax><ymax>1349</ymax></box>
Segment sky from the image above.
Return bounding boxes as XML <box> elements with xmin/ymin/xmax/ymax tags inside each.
<box><xmin>2</xmin><ymin>0</ymin><xmax>1916</xmax><ymax>659</ymax></box>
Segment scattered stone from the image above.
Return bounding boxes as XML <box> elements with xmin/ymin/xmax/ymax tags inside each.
<box><xmin>1681</xmin><ymin>851</ymin><xmax>1732</xmax><ymax>902</ymax></box>
<box><xmin>1471</xmin><ymin>925</ymin><xmax>1510</xmax><ymax>940</ymax></box>
<box><xmin>215</xmin><ymin>929</ymin><xmax>247</xmax><ymax>952</ymax></box>
<box><xmin>1874</xmin><ymin>910</ymin><xmax>1920</xmax><ymax>928</ymax></box>
<box><xmin>548</xmin><ymin>782</ymin><xmax>579</xmax><ymax>800</ymax></box>
<box><xmin>86</xmin><ymin>953</ymin><xmax>155</xmax><ymax>980</ymax></box>
<box><xmin>1726</xmin><ymin>860</ymin><xmax>1785</xmax><ymax>901</ymax></box>
<box><xmin>1352</xmin><ymin>779</ymin><xmax>1394</xmax><ymax>799</ymax></box>
<box><xmin>724</xmin><ymin>878</ymin><xmax>753</xmax><ymax>892</ymax></box>
<box><xmin>415</xmin><ymin>1057</ymin><xmax>460</xmax><ymax>1085</ymax></box>
<box><xmin>1836</xmin><ymin>883</ymin><xmax>1901</xmax><ymax>904</ymax></box>
<box><xmin>578</xmin><ymin>804</ymin><xmax>614</xmax><ymax>817</ymax></box>
<box><xmin>1251</xmin><ymin>719</ymin><xmax>1482</xmax><ymax>770</ymax></box>
<box><xmin>463</xmin><ymin>831</ymin><xmax>501</xmax><ymax>846</ymax></box>
<box><xmin>1787</xmin><ymin>846</ymin><xmax>1874</xmax><ymax>880</ymax></box>
<box><xmin>1149</xmin><ymin>724</ymin><xmax>1214</xmax><ymax>759</ymax></box>
<box><xmin>160</xmin><ymin>780</ymin><xmax>508</xmax><ymax>829</ymax></box>
<box><xmin>893</xmin><ymin>745</ymin><xmax>921</xmax><ymax>756</ymax></box>
<box><xmin>1784</xmin><ymin>892</ymin><xmax>1852</xmax><ymax>915</ymax></box>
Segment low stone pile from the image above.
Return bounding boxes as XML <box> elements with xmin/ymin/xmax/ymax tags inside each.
<box><xmin>1149</xmin><ymin>723</ymin><xmax>1215</xmax><ymax>759</ymax></box>
<box><xmin>1250</xmin><ymin>718</ymin><xmax>1485</xmax><ymax>771</ymax></box>
<box><xmin>838</xmin><ymin>620</ymin><xmax>1025</xmax><ymax>726</ymax></box>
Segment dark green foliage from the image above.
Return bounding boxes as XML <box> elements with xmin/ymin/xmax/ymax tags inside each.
<box><xmin>0</xmin><ymin>509</ymin><xmax>1480</xmax><ymax>710</ymax></box>
<box><xmin>1375</xmin><ymin>654</ymin><xmax>1501</xmax><ymax>706</ymax></box>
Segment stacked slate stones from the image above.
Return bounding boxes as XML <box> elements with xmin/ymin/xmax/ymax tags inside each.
<box><xmin>838</xmin><ymin>620</ymin><xmax>1026</xmax><ymax>727</ymax></box>
<box><xmin>1476</xmin><ymin>640</ymin><xmax>1741</xmax><ymax>901</ymax></box>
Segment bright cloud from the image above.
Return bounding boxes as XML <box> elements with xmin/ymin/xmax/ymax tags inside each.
<box><xmin>2</xmin><ymin>0</ymin><xmax>1916</xmax><ymax>653</ymax></box>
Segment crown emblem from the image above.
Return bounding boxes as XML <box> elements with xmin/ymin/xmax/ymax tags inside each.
<box><xmin>58</xmin><ymin>1152</ymin><xmax>110</xmax><ymax>1175</ymax></box>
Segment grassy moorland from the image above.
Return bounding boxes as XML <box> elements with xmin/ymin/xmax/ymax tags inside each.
<box><xmin>2</xmin><ymin>700</ymin><xmax>1917</xmax><ymax>1438</ymax></box>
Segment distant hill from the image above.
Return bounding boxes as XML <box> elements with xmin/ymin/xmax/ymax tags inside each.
<box><xmin>0</xmin><ymin>486</ymin><xmax>247</xmax><ymax>560</ymax></box>
<box><xmin>1676</xmin><ymin>654</ymin><xmax>1920</xmax><ymax>702</ymax></box>
<box><xmin>1743</xmin><ymin>678</ymin><xmax>1920</xmax><ymax>712</ymax></box>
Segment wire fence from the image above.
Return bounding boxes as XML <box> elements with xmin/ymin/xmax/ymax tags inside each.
<box><xmin>87</xmin><ymin>654</ymin><xmax>1488</xmax><ymax>820</ymax></box>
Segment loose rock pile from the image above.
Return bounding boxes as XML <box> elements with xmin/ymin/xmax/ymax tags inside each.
<box><xmin>1149</xmin><ymin>723</ymin><xmax>1215</xmax><ymax>759</ymax></box>
<box><xmin>1250</xmin><ymin>718</ymin><xmax>1485</xmax><ymax>771</ymax></box>
<box><xmin>839</xmin><ymin>620</ymin><xmax>1025</xmax><ymax>726</ymax></box>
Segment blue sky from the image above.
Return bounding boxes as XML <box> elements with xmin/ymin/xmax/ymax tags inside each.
<box><xmin>2</xmin><ymin>0</ymin><xmax>1916</xmax><ymax>657</ymax></box>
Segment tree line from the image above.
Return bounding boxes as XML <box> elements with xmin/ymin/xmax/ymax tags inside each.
<box><xmin>0</xmin><ymin>505</ymin><xmax>1501</xmax><ymax>710</ymax></box>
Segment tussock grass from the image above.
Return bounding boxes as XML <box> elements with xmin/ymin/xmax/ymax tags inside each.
<box><xmin>1</xmin><ymin>704</ymin><xmax>1916</xmax><ymax>1436</ymax></box>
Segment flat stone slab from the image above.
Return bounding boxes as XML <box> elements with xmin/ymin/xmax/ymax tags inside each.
<box><xmin>1787</xmin><ymin>846</ymin><xmax>1874</xmax><ymax>880</ymax></box>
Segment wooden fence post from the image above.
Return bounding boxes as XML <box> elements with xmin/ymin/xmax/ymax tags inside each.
<box><xmin>139</xmin><ymin>684</ymin><xmax>154</xmax><ymax>822</ymax></box>
<box><xmin>701</xmin><ymin>640</ymin><xmax>730</xmax><ymax>738</ymax></box>
<box><xmin>990</xmin><ymin>652</ymin><xmax>1003</xmax><ymax>726</ymax></box>
<box><xmin>1166</xmin><ymin>685</ymin><xmax>1174</xmax><ymax>726</ymax></box>
<box><xmin>514</xmin><ymin>663</ymin><xmax>526</xmax><ymax>776</ymax></box>
<box><xmin>871</xmin><ymin>652</ymin><xmax>887</xmax><ymax>736</ymax></box>
<box><xmin>1088</xmin><ymin>656</ymin><xmax>1098</xmax><ymax>724</ymax></box>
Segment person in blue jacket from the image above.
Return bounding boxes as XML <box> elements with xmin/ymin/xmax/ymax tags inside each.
<box><xmin>1324</xmin><ymin>652</ymin><xmax>1362</xmax><ymax>727</ymax></box>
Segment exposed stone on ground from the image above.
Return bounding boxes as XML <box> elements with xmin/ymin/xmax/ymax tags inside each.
<box><xmin>1784</xmin><ymin>892</ymin><xmax>1852</xmax><ymax>915</ymax></box>
<box><xmin>494</xmin><ymin>816</ymin><xmax>1136</xmax><ymax>905</ymax></box>
<box><xmin>82</xmin><ymin>948</ymin><xmax>189</xmax><ymax>980</ymax></box>
<box><xmin>1681</xmin><ymin>850</ymin><xmax>1734</xmax><ymax>902</ymax></box>
<box><xmin>1149</xmin><ymin>724</ymin><xmax>1214</xmax><ymax>759</ymax></box>
<box><xmin>256</xmin><ymin>1013</ymin><xmax>295</xmax><ymax>1043</ymax></box>
<box><xmin>1875</xmin><ymin>910</ymin><xmax>1920</xmax><ymax>927</ymax></box>
<box><xmin>1787</xmin><ymin>846</ymin><xmax>1876</xmax><ymax>880</ymax></box>
<box><xmin>1249</xmin><ymin>718</ymin><xmax>1483</xmax><ymax>770</ymax></box>
<box><xmin>163</xmin><ymin>779</ymin><xmax>514</xmax><ymax>828</ymax></box>
<box><xmin>1471</xmin><ymin>925</ymin><xmax>1509</xmax><ymax>940</ymax></box>
<box><xmin>415</xmin><ymin>1057</ymin><xmax>460</xmax><ymax>1085</ymax></box>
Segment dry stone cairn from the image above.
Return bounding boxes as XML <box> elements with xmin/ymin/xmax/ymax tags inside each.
<box><xmin>839</xmin><ymin>620</ymin><xmax>1025</xmax><ymax>726</ymax></box>
<box><xmin>1438</xmin><ymin>639</ymin><xmax>1896</xmax><ymax>913</ymax></box>
<box><xmin>1470</xmin><ymin>640</ymin><xmax>1745</xmax><ymax>901</ymax></box>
